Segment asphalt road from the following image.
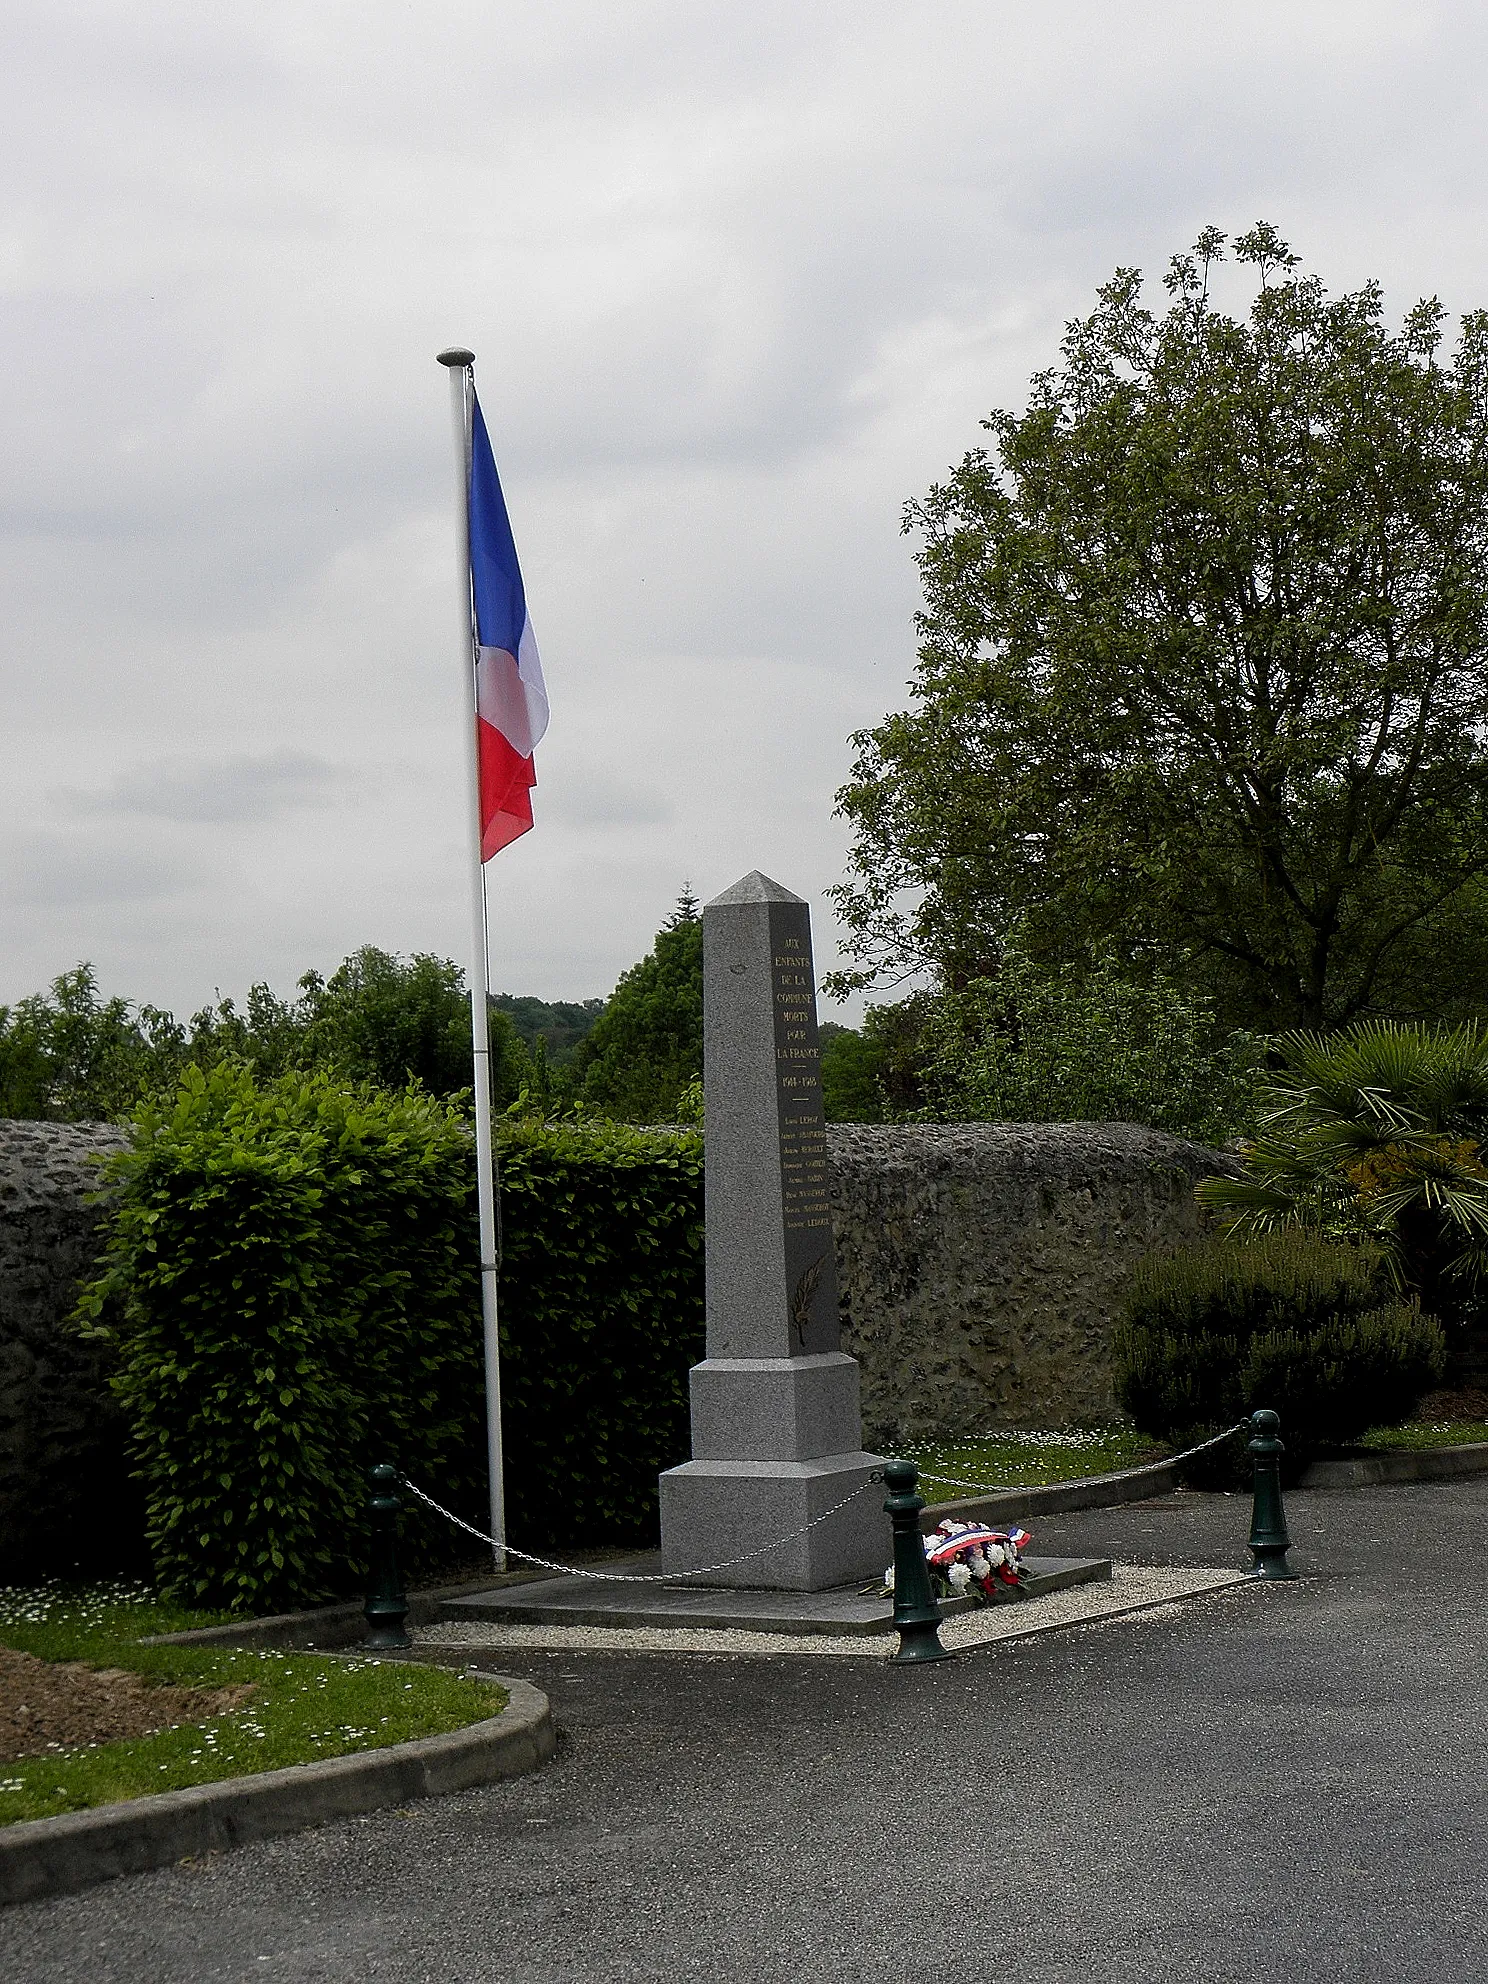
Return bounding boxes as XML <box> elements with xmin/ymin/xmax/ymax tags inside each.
<box><xmin>4</xmin><ymin>1481</ymin><xmax>1487</xmax><ymax>1983</ymax></box>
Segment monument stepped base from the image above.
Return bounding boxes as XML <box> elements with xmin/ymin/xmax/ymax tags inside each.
<box><xmin>436</xmin><ymin>1555</ymin><xmax>1112</xmax><ymax>1637</ymax></box>
<box><xmin>659</xmin><ymin>1450</ymin><xmax>886</xmax><ymax>1590</ymax></box>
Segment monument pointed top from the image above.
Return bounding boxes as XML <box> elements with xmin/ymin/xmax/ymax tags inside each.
<box><xmin>706</xmin><ymin>870</ymin><xmax>806</xmax><ymax>909</ymax></box>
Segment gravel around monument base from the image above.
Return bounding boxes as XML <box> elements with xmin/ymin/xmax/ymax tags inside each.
<box><xmin>414</xmin><ymin>1562</ymin><xmax>1253</xmax><ymax>1659</ymax></box>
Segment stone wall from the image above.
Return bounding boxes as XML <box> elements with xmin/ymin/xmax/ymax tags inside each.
<box><xmin>829</xmin><ymin>1120</ymin><xmax>1237</xmax><ymax>1444</ymax></box>
<box><xmin>0</xmin><ymin>1114</ymin><xmax>1236</xmax><ymax>1578</ymax></box>
<box><xmin>0</xmin><ymin>1119</ymin><xmax>139</xmax><ymax>1580</ymax></box>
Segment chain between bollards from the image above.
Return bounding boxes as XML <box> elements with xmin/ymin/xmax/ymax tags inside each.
<box><xmin>1246</xmin><ymin>1410</ymin><xmax>1297</xmax><ymax>1580</ymax></box>
<box><xmin>364</xmin><ymin>1462</ymin><xmax>412</xmax><ymax>1648</ymax></box>
<box><xmin>382</xmin><ymin>1421</ymin><xmax>1290</xmax><ymax>1654</ymax></box>
<box><xmin>876</xmin><ymin>1460</ymin><xmax>954</xmax><ymax>1664</ymax></box>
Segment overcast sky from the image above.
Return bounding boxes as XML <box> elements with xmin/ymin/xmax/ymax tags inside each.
<box><xmin>3</xmin><ymin>0</ymin><xmax>1485</xmax><ymax>1020</ymax></box>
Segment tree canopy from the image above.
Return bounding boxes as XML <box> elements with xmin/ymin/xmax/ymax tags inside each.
<box><xmin>564</xmin><ymin>892</ymin><xmax>704</xmax><ymax>1121</ymax></box>
<box><xmin>490</xmin><ymin>992</ymin><xmax>604</xmax><ymax>1065</ymax></box>
<box><xmin>832</xmin><ymin>225</ymin><xmax>1488</xmax><ymax>1029</ymax></box>
<box><xmin>0</xmin><ymin>949</ymin><xmax>535</xmax><ymax>1121</ymax></box>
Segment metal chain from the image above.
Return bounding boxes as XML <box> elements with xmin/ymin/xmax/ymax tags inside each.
<box><xmin>907</xmin><ymin>1422</ymin><xmax>1249</xmax><ymax>1498</ymax></box>
<box><xmin>403</xmin><ymin>1421</ymin><xmax>1249</xmax><ymax>1586</ymax></box>
<box><xmin>401</xmin><ymin>1475</ymin><xmax>873</xmax><ymax>1584</ymax></box>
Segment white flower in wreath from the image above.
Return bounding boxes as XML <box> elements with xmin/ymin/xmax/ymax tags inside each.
<box><xmin>985</xmin><ymin>1543</ymin><xmax>1006</xmax><ymax>1569</ymax></box>
<box><xmin>946</xmin><ymin>1561</ymin><xmax>973</xmax><ymax>1591</ymax></box>
<box><xmin>966</xmin><ymin>1550</ymin><xmax>990</xmax><ymax>1579</ymax></box>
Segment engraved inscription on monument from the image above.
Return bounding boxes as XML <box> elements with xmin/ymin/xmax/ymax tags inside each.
<box><xmin>770</xmin><ymin>906</ymin><xmax>838</xmax><ymax>1354</ymax></box>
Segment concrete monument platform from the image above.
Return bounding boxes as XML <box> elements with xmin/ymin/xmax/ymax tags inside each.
<box><xmin>437</xmin><ymin>1554</ymin><xmax>1112</xmax><ymax>1637</ymax></box>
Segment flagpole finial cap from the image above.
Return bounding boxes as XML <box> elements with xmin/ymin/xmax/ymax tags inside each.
<box><xmin>436</xmin><ymin>347</ymin><xmax>475</xmax><ymax>368</ymax></box>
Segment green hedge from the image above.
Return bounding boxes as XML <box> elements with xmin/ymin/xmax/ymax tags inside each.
<box><xmin>1113</xmin><ymin>1231</ymin><xmax>1446</xmax><ymax>1480</ymax></box>
<box><xmin>78</xmin><ymin>1064</ymin><xmax>703</xmax><ymax>1613</ymax></box>
<box><xmin>495</xmin><ymin>1116</ymin><xmax>703</xmax><ymax>1549</ymax></box>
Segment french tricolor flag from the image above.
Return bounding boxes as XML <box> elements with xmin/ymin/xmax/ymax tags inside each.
<box><xmin>469</xmin><ymin>393</ymin><xmax>549</xmax><ymax>858</ymax></box>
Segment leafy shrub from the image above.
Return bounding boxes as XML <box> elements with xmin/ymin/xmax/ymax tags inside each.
<box><xmin>495</xmin><ymin>1116</ymin><xmax>703</xmax><ymax>1548</ymax></box>
<box><xmin>77</xmin><ymin>1066</ymin><xmax>487</xmax><ymax>1613</ymax></box>
<box><xmin>1197</xmin><ymin>1020</ymin><xmax>1488</xmax><ymax>1363</ymax></box>
<box><xmin>78</xmin><ymin>1065</ymin><xmax>704</xmax><ymax>1613</ymax></box>
<box><xmin>904</xmin><ymin>951</ymin><xmax>1259</xmax><ymax>1143</ymax></box>
<box><xmin>1113</xmin><ymin>1232</ymin><xmax>1446</xmax><ymax>1479</ymax></box>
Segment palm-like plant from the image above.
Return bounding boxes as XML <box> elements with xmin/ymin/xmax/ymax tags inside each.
<box><xmin>1197</xmin><ymin>1023</ymin><xmax>1488</xmax><ymax>1324</ymax></box>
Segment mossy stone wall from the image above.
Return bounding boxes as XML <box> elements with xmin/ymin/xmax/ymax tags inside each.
<box><xmin>0</xmin><ymin>1120</ymin><xmax>138</xmax><ymax>1579</ymax></box>
<box><xmin>830</xmin><ymin>1121</ymin><xmax>1239</xmax><ymax>1444</ymax></box>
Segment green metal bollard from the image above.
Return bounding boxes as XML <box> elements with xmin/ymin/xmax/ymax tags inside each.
<box><xmin>1246</xmin><ymin>1410</ymin><xmax>1297</xmax><ymax>1581</ymax></box>
<box><xmin>363</xmin><ymin>1463</ymin><xmax>412</xmax><ymax>1649</ymax></box>
<box><xmin>880</xmin><ymin>1460</ymin><xmax>953</xmax><ymax>1665</ymax></box>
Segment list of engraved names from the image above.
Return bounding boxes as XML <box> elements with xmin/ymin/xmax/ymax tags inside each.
<box><xmin>772</xmin><ymin>931</ymin><xmax>831</xmax><ymax>1236</ymax></box>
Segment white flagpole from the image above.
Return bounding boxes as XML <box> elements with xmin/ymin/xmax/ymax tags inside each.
<box><xmin>436</xmin><ymin>345</ymin><xmax>506</xmax><ymax>1574</ymax></box>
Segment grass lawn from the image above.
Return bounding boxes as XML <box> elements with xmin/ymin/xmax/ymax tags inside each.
<box><xmin>1357</xmin><ymin>1419</ymin><xmax>1488</xmax><ymax>1451</ymax></box>
<box><xmin>0</xmin><ymin>1581</ymin><xmax>506</xmax><ymax>1829</ymax></box>
<box><xmin>902</xmin><ymin>1417</ymin><xmax>1488</xmax><ymax>1496</ymax></box>
<box><xmin>899</xmin><ymin>1426</ymin><xmax>1167</xmax><ymax>1498</ymax></box>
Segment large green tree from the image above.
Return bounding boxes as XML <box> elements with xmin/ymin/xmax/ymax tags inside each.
<box><xmin>832</xmin><ymin>226</ymin><xmax>1488</xmax><ymax>1029</ymax></box>
<box><xmin>0</xmin><ymin>967</ymin><xmax>187</xmax><ymax>1121</ymax></box>
<box><xmin>565</xmin><ymin>892</ymin><xmax>703</xmax><ymax>1122</ymax></box>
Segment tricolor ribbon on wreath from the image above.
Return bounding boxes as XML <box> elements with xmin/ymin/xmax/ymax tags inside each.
<box><xmin>884</xmin><ymin>1520</ymin><xmax>1033</xmax><ymax>1606</ymax></box>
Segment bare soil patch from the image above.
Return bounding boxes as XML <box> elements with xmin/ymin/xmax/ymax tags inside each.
<box><xmin>0</xmin><ymin>1648</ymin><xmax>255</xmax><ymax>1763</ymax></box>
<box><xmin>1416</xmin><ymin>1387</ymin><xmax>1488</xmax><ymax>1422</ymax></box>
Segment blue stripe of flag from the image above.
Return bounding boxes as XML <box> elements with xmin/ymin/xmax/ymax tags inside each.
<box><xmin>469</xmin><ymin>393</ymin><xmax>528</xmax><ymax>657</ymax></box>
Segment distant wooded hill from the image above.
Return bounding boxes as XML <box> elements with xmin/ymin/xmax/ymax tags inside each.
<box><xmin>488</xmin><ymin>993</ymin><xmax>605</xmax><ymax>1066</ymax></box>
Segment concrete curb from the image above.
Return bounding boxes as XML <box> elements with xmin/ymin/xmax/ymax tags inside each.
<box><xmin>0</xmin><ymin>1673</ymin><xmax>553</xmax><ymax>1910</ymax></box>
<box><xmin>142</xmin><ymin>1575</ymin><xmax>545</xmax><ymax>1653</ymax></box>
<box><xmin>919</xmin><ymin>1439</ymin><xmax>1488</xmax><ymax>1519</ymax></box>
<box><xmin>1300</xmin><ymin>1441</ymin><xmax>1488</xmax><ymax>1488</ymax></box>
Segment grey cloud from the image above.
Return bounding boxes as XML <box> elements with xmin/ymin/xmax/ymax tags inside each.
<box><xmin>541</xmin><ymin>771</ymin><xmax>673</xmax><ymax>829</ymax></box>
<box><xmin>0</xmin><ymin>832</ymin><xmax>215</xmax><ymax>910</ymax></box>
<box><xmin>64</xmin><ymin>751</ymin><xmax>344</xmax><ymax>825</ymax></box>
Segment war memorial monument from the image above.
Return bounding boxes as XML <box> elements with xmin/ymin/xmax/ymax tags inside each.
<box><xmin>657</xmin><ymin>870</ymin><xmax>884</xmax><ymax>1588</ymax></box>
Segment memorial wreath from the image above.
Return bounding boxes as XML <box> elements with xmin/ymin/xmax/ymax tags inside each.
<box><xmin>884</xmin><ymin>1520</ymin><xmax>1032</xmax><ymax>1605</ymax></box>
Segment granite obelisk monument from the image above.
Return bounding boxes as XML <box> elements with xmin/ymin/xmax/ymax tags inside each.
<box><xmin>659</xmin><ymin>872</ymin><xmax>883</xmax><ymax>1590</ymax></box>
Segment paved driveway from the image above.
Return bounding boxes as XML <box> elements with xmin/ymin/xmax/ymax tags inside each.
<box><xmin>3</xmin><ymin>1481</ymin><xmax>1487</xmax><ymax>1983</ymax></box>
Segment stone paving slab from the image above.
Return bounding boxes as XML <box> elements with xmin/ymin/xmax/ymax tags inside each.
<box><xmin>418</xmin><ymin>1562</ymin><xmax>1251</xmax><ymax>1659</ymax></box>
<box><xmin>438</xmin><ymin>1551</ymin><xmax>1109</xmax><ymax>1635</ymax></box>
